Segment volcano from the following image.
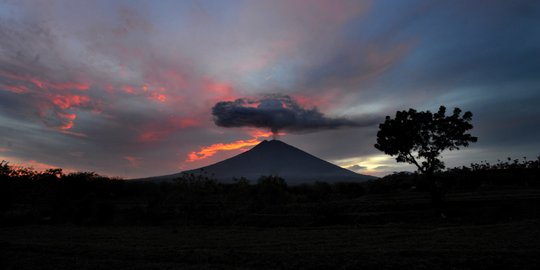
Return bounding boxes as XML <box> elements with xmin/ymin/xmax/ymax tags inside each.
<box><xmin>138</xmin><ymin>140</ymin><xmax>376</xmax><ymax>184</ymax></box>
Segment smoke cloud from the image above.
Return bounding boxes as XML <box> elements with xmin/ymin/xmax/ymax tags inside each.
<box><xmin>212</xmin><ymin>94</ymin><xmax>376</xmax><ymax>134</ymax></box>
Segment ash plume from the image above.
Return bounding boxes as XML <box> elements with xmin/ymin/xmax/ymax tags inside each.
<box><xmin>212</xmin><ymin>94</ymin><xmax>376</xmax><ymax>134</ymax></box>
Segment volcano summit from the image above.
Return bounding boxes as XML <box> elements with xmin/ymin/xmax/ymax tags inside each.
<box><xmin>139</xmin><ymin>140</ymin><xmax>376</xmax><ymax>184</ymax></box>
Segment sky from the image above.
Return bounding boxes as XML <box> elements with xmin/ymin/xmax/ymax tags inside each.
<box><xmin>1</xmin><ymin>0</ymin><xmax>539</xmax><ymax>178</ymax></box>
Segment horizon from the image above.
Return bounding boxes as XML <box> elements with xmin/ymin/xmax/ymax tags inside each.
<box><xmin>1</xmin><ymin>1</ymin><xmax>539</xmax><ymax>178</ymax></box>
<box><xmin>3</xmin><ymin>139</ymin><xmax>378</xmax><ymax>179</ymax></box>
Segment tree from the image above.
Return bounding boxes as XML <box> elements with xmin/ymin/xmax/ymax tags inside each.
<box><xmin>0</xmin><ymin>160</ymin><xmax>12</xmax><ymax>177</ymax></box>
<box><xmin>374</xmin><ymin>106</ymin><xmax>478</xmax><ymax>208</ymax></box>
<box><xmin>256</xmin><ymin>175</ymin><xmax>289</xmax><ymax>210</ymax></box>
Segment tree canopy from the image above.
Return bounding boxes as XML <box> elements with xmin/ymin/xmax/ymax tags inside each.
<box><xmin>375</xmin><ymin>106</ymin><xmax>478</xmax><ymax>175</ymax></box>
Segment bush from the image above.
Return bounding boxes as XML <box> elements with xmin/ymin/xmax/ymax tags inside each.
<box><xmin>255</xmin><ymin>175</ymin><xmax>290</xmax><ymax>211</ymax></box>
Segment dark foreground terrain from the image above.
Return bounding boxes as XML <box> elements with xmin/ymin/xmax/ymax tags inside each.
<box><xmin>2</xmin><ymin>189</ymin><xmax>540</xmax><ymax>270</ymax></box>
<box><xmin>2</xmin><ymin>159</ymin><xmax>539</xmax><ymax>269</ymax></box>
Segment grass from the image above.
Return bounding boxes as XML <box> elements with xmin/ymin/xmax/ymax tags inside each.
<box><xmin>2</xmin><ymin>188</ymin><xmax>540</xmax><ymax>269</ymax></box>
<box><xmin>1</xmin><ymin>221</ymin><xmax>539</xmax><ymax>269</ymax></box>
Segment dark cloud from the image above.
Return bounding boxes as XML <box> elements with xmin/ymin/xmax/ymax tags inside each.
<box><xmin>347</xmin><ymin>164</ymin><xmax>367</xmax><ymax>172</ymax></box>
<box><xmin>212</xmin><ymin>94</ymin><xmax>378</xmax><ymax>134</ymax></box>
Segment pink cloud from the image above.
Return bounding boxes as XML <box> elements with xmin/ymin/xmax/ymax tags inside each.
<box><xmin>137</xmin><ymin>131</ymin><xmax>167</xmax><ymax>143</ymax></box>
<box><xmin>56</xmin><ymin>112</ymin><xmax>77</xmax><ymax>130</ymax></box>
<box><xmin>203</xmin><ymin>80</ymin><xmax>237</xmax><ymax>102</ymax></box>
<box><xmin>122</xmin><ymin>85</ymin><xmax>136</xmax><ymax>94</ymax></box>
<box><xmin>136</xmin><ymin>117</ymin><xmax>202</xmax><ymax>143</ymax></box>
<box><xmin>52</xmin><ymin>94</ymin><xmax>91</xmax><ymax>110</ymax></box>
<box><xmin>124</xmin><ymin>155</ymin><xmax>142</xmax><ymax>167</ymax></box>
<box><xmin>171</xmin><ymin>117</ymin><xmax>200</xmax><ymax>129</ymax></box>
<box><xmin>0</xmin><ymin>84</ymin><xmax>30</xmax><ymax>94</ymax></box>
<box><xmin>0</xmin><ymin>71</ymin><xmax>90</xmax><ymax>91</ymax></box>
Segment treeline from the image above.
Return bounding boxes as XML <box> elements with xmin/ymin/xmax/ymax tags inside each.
<box><xmin>372</xmin><ymin>156</ymin><xmax>540</xmax><ymax>193</ymax></box>
<box><xmin>1</xmin><ymin>157</ymin><xmax>539</xmax><ymax>226</ymax></box>
<box><xmin>0</xmin><ymin>161</ymin><xmax>367</xmax><ymax>226</ymax></box>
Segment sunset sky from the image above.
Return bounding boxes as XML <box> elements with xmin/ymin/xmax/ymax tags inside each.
<box><xmin>1</xmin><ymin>0</ymin><xmax>539</xmax><ymax>178</ymax></box>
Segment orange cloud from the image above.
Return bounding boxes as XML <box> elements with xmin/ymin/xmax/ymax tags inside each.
<box><xmin>248</xmin><ymin>129</ymin><xmax>274</xmax><ymax>138</ymax></box>
<box><xmin>52</xmin><ymin>95</ymin><xmax>91</xmax><ymax>110</ymax></box>
<box><xmin>57</xmin><ymin>112</ymin><xmax>77</xmax><ymax>130</ymax></box>
<box><xmin>186</xmin><ymin>129</ymin><xmax>280</xmax><ymax>162</ymax></box>
<box><xmin>148</xmin><ymin>92</ymin><xmax>167</xmax><ymax>102</ymax></box>
<box><xmin>187</xmin><ymin>138</ymin><xmax>260</xmax><ymax>162</ymax></box>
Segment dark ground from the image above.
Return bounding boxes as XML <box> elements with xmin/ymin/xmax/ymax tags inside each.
<box><xmin>2</xmin><ymin>189</ymin><xmax>540</xmax><ymax>270</ymax></box>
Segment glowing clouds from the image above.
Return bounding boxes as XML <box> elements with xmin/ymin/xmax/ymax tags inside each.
<box><xmin>212</xmin><ymin>94</ymin><xmax>372</xmax><ymax>134</ymax></box>
<box><xmin>248</xmin><ymin>129</ymin><xmax>276</xmax><ymax>138</ymax></box>
<box><xmin>147</xmin><ymin>92</ymin><xmax>167</xmax><ymax>102</ymax></box>
<box><xmin>42</xmin><ymin>111</ymin><xmax>77</xmax><ymax>131</ymax></box>
<box><xmin>0</xmin><ymin>71</ymin><xmax>90</xmax><ymax>91</ymax></box>
<box><xmin>45</xmin><ymin>94</ymin><xmax>93</xmax><ymax>131</ymax></box>
<box><xmin>186</xmin><ymin>129</ymin><xmax>274</xmax><ymax>162</ymax></box>
<box><xmin>111</xmin><ymin>84</ymin><xmax>169</xmax><ymax>103</ymax></box>
<box><xmin>52</xmin><ymin>95</ymin><xmax>91</xmax><ymax>110</ymax></box>
<box><xmin>187</xmin><ymin>139</ymin><xmax>260</xmax><ymax>162</ymax></box>
<box><xmin>0</xmin><ymin>70</ymin><xmax>95</xmax><ymax>132</ymax></box>
<box><xmin>57</xmin><ymin>113</ymin><xmax>77</xmax><ymax>130</ymax></box>
<box><xmin>334</xmin><ymin>155</ymin><xmax>410</xmax><ymax>177</ymax></box>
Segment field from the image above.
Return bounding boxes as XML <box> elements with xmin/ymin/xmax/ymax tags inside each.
<box><xmin>2</xmin><ymin>189</ymin><xmax>540</xmax><ymax>270</ymax></box>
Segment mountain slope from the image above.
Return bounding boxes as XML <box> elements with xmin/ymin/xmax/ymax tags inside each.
<box><xmin>137</xmin><ymin>140</ymin><xmax>376</xmax><ymax>184</ymax></box>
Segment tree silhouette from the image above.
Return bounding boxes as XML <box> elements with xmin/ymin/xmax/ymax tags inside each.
<box><xmin>375</xmin><ymin>106</ymin><xmax>478</xmax><ymax>209</ymax></box>
<box><xmin>0</xmin><ymin>160</ymin><xmax>11</xmax><ymax>177</ymax></box>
